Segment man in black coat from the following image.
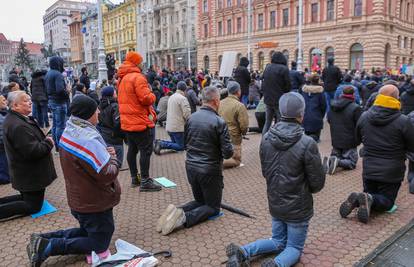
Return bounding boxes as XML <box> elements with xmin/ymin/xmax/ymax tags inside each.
<box><xmin>79</xmin><ymin>67</ymin><xmax>90</xmax><ymax>90</ymax></box>
<box><xmin>326</xmin><ymin>86</ymin><xmax>362</xmax><ymax>175</ymax></box>
<box><xmin>340</xmin><ymin>85</ymin><xmax>414</xmax><ymax>224</ymax></box>
<box><xmin>321</xmin><ymin>57</ymin><xmax>342</xmax><ymax>112</ymax></box>
<box><xmin>400</xmin><ymin>79</ymin><xmax>414</xmax><ymax>115</ymax></box>
<box><xmin>261</xmin><ymin>51</ymin><xmax>291</xmax><ymax>134</ymax></box>
<box><xmin>156</xmin><ymin>86</ymin><xmax>233</xmax><ymax>236</ymax></box>
<box><xmin>0</xmin><ymin>91</ymin><xmax>56</xmax><ymax>221</ymax></box>
<box><xmin>289</xmin><ymin>61</ymin><xmax>305</xmax><ymax>92</ymax></box>
<box><xmin>30</xmin><ymin>70</ymin><xmax>49</xmax><ymax>129</ymax></box>
<box><xmin>233</xmin><ymin>57</ymin><xmax>251</xmax><ymax>105</ymax></box>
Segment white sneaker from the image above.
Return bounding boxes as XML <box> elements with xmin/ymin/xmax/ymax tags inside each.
<box><xmin>161</xmin><ymin>208</ymin><xmax>185</xmax><ymax>236</ymax></box>
<box><xmin>156</xmin><ymin>204</ymin><xmax>176</xmax><ymax>233</ymax></box>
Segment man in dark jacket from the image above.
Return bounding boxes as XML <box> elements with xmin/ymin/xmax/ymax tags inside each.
<box><xmin>8</xmin><ymin>68</ymin><xmax>27</xmax><ymax>92</ymax></box>
<box><xmin>326</xmin><ymin>86</ymin><xmax>362</xmax><ymax>175</ymax></box>
<box><xmin>321</xmin><ymin>57</ymin><xmax>342</xmax><ymax>111</ymax></box>
<box><xmin>340</xmin><ymin>85</ymin><xmax>414</xmax><ymax>224</ymax></box>
<box><xmin>146</xmin><ymin>65</ymin><xmax>157</xmax><ymax>85</ymax></box>
<box><xmin>45</xmin><ymin>56</ymin><xmax>69</xmax><ymax>148</ymax></box>
<box><xmin>30</xmin><ymin>70</ymin><xmax>49</xmax><ymax>129</ymax></box>
<box><xmin>400</xmin><ymin>79</ymin><xmax>414</xmax><ymax>115</ymax></box>
<box><xmin>233</xmin><ymin>57</ymin><xmax>251</xmax><ymax>105</ymax></box>
<box><xmin>0</xmin><ymin>91</ymin><xmax>56</xmax><ymax>221</ymax></box>
<box><xmin>156</xmin><ymin>86</ymin><xmax>233</xmax><ymax>236</ymax></box>
<box><xmin>289</xmin><ymin>61</ymin><xmax>305</xmax><ymax>92</ymax></box>
<box><xmin>261</xmin><ymin>51</ymin><xmax>292</xmax><ymax>134</ymax></box>
<box><xmin>79</xmin><ymin>67</ymin><xmax>90</xmax><ymax>90</ymax></box>
<box><xmin>226</xmin><ymin>92</ymin><xmax>325</xmax><ymax>267</ymax></box>
<box><xmin>360</xmin><ymin>80</ymin><xmax>378</xmax><ymax>107</ymax></box>
<box><xmin>0</xmin><ymin>95</ymin><xmax>9</xmax><ymax>184</ymax></box>
<box><xmin>185</xmin><ymin>78</ymin><xmax>200</xmax><ymax>113</ymax></box>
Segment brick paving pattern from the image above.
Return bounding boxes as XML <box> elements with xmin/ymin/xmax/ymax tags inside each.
<box><xmin>1</xmin><ymin>112</ymin><xmax>414</xmax><ymax>267</ymax></box>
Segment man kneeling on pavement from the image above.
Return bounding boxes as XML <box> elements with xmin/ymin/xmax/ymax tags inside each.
<box><xmin>27</xmin><ymin>95</ymin><xmax>121</xmax><ymax>266</ymax></box>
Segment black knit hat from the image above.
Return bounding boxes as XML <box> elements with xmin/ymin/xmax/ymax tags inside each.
<box><xmin>70</xmin><ymin>95</ymin><xmax>98</xmax><ymax>120</ymax></box>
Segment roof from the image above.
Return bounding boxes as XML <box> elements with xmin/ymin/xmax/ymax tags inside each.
<box><xmin>0</xmin><ymin>33</ymin><xmax>8</xmax><ymax>42</ymax></box>
<box><xmin>10</xmin><ymin>41</ymin><xmax>43</xmax><ymax>55</ymax></box>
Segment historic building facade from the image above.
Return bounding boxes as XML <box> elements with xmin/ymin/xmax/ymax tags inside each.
<box><xmin>197</xmin><ymin>0</ymin><xmax>414</xmax><ymax>73</ymax></box>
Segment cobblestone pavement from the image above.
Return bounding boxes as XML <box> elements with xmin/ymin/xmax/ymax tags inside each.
<box><xmin>1</xmin><ymin>112</ymin><xmax>414</xmax><ymax>267</ymax></box>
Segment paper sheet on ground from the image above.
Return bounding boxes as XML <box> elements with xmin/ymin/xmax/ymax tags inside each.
<box><xmin>154</xmin><ymin>177</ymin><xmax>177</xmax><ymax>188</ymax></box>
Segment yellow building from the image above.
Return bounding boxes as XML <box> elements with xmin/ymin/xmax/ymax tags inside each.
<box><xmin>103</xmin><ymin>0</ymin><xmax>137</xmax><ymax>66</ymax></box>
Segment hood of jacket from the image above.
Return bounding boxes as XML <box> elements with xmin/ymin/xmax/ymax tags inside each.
<box><xmin>239</xmin><ymin>57</ymin><xmax>249</xmax><ymax>67</ymax></box>
<box><xmin>118</xmin><ymin>61</ymin><xmax>141</xmax><ymax>79</ymax></box>
<box><xmin>31</xmin><ymin>70</ymin><xmax>47</xmax><ymax>79</ymax></box>
<box><xmin>49</xmin><ymin>56</ymin><xmax>64</xmax><ymax>72</ymax></box>
<box><xmin>366</xmin><ymin>81</ymin><xmax>378</xmax><ymax>90</ymax></box>
<box><xmin>302</xmin><ymin>85</ymin><xmax>323</xmax><ymax>94</ymax></box>
<box><xmin>331</xmin><ymin>98</ymin><xmax>353</xmax><ymax>112</ymax></box>
<box><xmin>271</xmin><ymin>52</ymin><xmax>287</xmax><ymax>65</ymax></box>
<box><xmin>266</xmin><ymin>121</ymin><xmax>303</xmax><ymax>151</ymax></box>
<box><xmin>99</xmin><ymin>96</ymin><xmax>117</xmax><ymax>110</ymax></box>
<box><xmin>367</xmin><ymin>105</ymin><xmax>401</xmax><ymax>126</ymax></box>
<box><xmin>405</xmin><ymin>84</ymin><xmax>414</xmax><ymax>95</ymax></box>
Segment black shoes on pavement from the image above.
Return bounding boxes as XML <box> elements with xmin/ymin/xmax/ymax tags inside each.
<box><xmin>27</xmin><ymin>234</ymin><xmax>49</xmax><ymax>267</ymax></box>
<box><xmin>140</xmin><ymin>179</ymin><xmax>162</xmax><ymax>192</ymax></box>
<box><xmin>131</xmin><ymin>174</ymin><xmax>141</xmax><ymax>188</ymax></box>
<box><xmin>339</xmin><ymin>192</ymin><xmax>359</xmax><ymax>218</ymax></box>
<box><xmin>154</xmin><ymin>139</ymin><xmax>161</xmax><ymax>155</ymax></box>
<box><xmin>261</xmin><ymin>259</ymin><xmax>277</xmax><ymax>267</ymax></box>
<box><xmin>339</xmin><ymin>192</ymin><xmax>373</xmax><ymax>224</ymax></box>
<box><xmin>328</xmin><ymin>156</ymin><xmax>338</xmax><ymax>175</ymax></box>
<box><xmin>226</xmin><ymin>243</ymin><xmax>249</xmax><ymax>267</ymax></box>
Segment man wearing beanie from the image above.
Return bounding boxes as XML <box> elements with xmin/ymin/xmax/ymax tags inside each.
<box><xmin>118</xmin><ymin>51</ymin><xmax>161</xmax><ymax>191</ymax></box>
<box><xmin>340</xmin><ymin>85</ymin><xmax>414</xmax><ymax>224</ymax></box>
<box><xmin>326</xmin><ymin>86</ymin><xmax>362</xmax><ymax>175</ymax></box>
<box><xmin>218</xmin><ymin>81</ymin><xmax>249</xmax><ymax>168</ymax></box>
<box><xmin>28</xmin><ymin>94</ymin><xmax>121</xmax><ymax>266</ymax></box>
<box><xmin>226</xmin><ymin>92</ymin><xmax>325</xmax><ymax>267</ymax></box>
<box><xmin>154</xmin><ymin>80</ymin><xmax>191</xmax><ymax>155</ymax></box>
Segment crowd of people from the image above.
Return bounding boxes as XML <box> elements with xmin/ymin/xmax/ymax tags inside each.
<box><xmin>0</xmin><ymin>49</ymin><xmax>413</xmax><ymax>267</ymax></box>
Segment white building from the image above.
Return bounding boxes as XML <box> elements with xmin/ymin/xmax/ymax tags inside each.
<box><xmin>82</xmin><ymin>6</ymin><xmax>99</xmax><ymax>78</ymax></box>
<box><xmin>137</xmin><ymin>0</ymin><xmax>197</xmax><ymax>70</ymax></box>
<box><xmin>43</xmin><ymin>0</ymin><xmax>92</xmax><ymax>64</ymax></box>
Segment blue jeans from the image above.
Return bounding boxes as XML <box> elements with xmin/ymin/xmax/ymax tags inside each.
<box><xmin>32</xmin><ymin>101</ymin><xmax>49</xmax><ymax>128</ymax></box>
<box><xmin>160</xmin><ymin>132</ymin><xmax>184</xmax><ymax>151</ymax></box>
<box><xmin>324</xmin><ymin>91</ymin><xmax>335</xmax><ymax>113</ymax></box>
<box><xmin>242</xmin><ymin>217</ymin><xmax>309</xmax><ymax>267</ymax></box>
<box><xmin>49</xmin><ymin>100</ymin><xmax>67</xmax><ymax>147</ymax></box>
<box><xmin>241</xmin><ymin>95</ymin><xmax>249</xmax><ymax>106</ymax></box>
<box><xmin>0</xmin><ymin>151</ymin><xmax>10</xmax><ymax>184</ymax></box>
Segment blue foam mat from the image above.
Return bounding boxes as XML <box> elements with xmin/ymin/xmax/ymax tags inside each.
<box><xmin>31</xmin><ymin>200</ymin><xmax>57</xmax><ymax>218</ymax></box>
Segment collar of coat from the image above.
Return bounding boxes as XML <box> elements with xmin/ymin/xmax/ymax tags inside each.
<box><xmin>226</xmin><ymin>95</ymin><xmax>240</xmax><ymax>101</ymax></box>
<box><xmin>373</xmin><ymin>94</ymin><xmax>401</xmax><ymax>110</ymax></box>
<box><xmin>201</xmin><ymin>105</ymin><xmax>218</xmax><ymax>115</ymax></box>
<box><xmin>302</xmin><ymin>85</ymin><xmax>323</xmax><ymax>94</ymax></box>
<box><xmin>175</xmin><ymin>90</ymin><xmax>186</xmax><ymax>97</ymax></box>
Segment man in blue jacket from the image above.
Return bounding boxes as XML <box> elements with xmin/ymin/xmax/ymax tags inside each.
<box><xmin>45</xmin><ymin>56</ymin><xmax>69</xmax><ymax>149</ymax></box>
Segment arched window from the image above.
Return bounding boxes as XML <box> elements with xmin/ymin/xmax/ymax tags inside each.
<box><xmin>218</xmin><ymin>55</ymin><xmax>223</xmax><ymax>69</ymax></box>
<box><xmin>350</xmin><ymin>43</ymin><xmax>364</xmax><ymax>70</ymax></box>
<box><xmin>398</xmin><ymin>35</ymin><xmax>401</xmax><ymax>48</ymax></box>
<box><xmin>282</xmin><ymin>50</ymin><xmax>289</xmax><ymax>64</ymax></box>
<box><xmin>404</xmin><ymin>37</ymin><xmax>408</xmax><ymax>48</ymax></box>
<box><xmin>385</xmin><ymin>43</ymin><xmax>391</xmax><ymax>68</ymax></box>
<box><xmin>325</xmin><ymin>47</ymin><xmax>334</xmax><ymax>66</ymax></box>
<box><xmin>258</xmin><ymin>52</ymin><xmax>265</xmax><ymax>71</ymax></box>
<box><xmin>203</xmin><ymin>55</ymin><xmax>210</xmax><ymax>70</ymax></box>
<box><xmin>396</xmin><ymin>56</ymin><xmax>400</xmax><ymax>69</ymax></box>
<box><xmin>269</xmin><ymin>50</ymin><xmax>275</xmax><ymax>62</ymax></box>
<box><xmin>310</xmin><ymin>48</ymin><xmax>322</xmax><ymax>71</ymax></box>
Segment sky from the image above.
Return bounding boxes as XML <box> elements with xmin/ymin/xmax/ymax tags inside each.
<box><xmin>0</xmin><ymin>0</ymin><xmax>124</xmax><ymax>43</ymax></box>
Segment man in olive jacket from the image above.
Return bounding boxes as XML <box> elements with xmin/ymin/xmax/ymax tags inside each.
<box><xmin>219</xmin><ymin>81</ymin><xmax>249</xmax><ymax>168</ymax></box>
<box><xmin>0</xmin><ymin>91</ymin><xmax>56</xmax><ymax>221</ymax></box>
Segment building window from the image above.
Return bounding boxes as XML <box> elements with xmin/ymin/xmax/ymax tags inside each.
<box><xmin>258</xmin><ymin>13</ymin><xmax>264</xmax><ymax>30</ymax></box>
<box><xmin>237</xmin><ymin>17</ymin><xmax>242</xmax><ymax>33</ymax></box>
<box><xmin>311</xmin><ymin>3</ymin><xmax>318</xmax><ymax>22</ymax></box>
<box><xmin>296</xmin><ymin>6</ymin><xmax>299</xmax><ymax>25</ymax></box>
<box><xmin>404</xmin><ymin>37</ymin><xmax>408</xmax><ymax>48</ymax></box>
<box><xmin>227</xmin><ymin>0</ymin><xmax>232</xmax><ymax>8</ymax></box>
<box><xmin>354</xmin><ymin>0</ymin><xmax>363</xmax><ymax>16</ymax></box>
<box><xmin>227</xmin><ymin>19</ymin><xmax>232</xmax><ymax>34</ymax></box>
<box><xmin>258</xmin><ymin>52</ymin><xmax>265</xmax><ymax>72</ymax></box>
<box><xmin>385</xmin><ymin>43</ymin><xmax>391</xmax><ymax>68</ymax></box>
<box><xmin>237</xmin><ymin>0</ymin><xmax>241</xmax><ymax>6</ymax></box>
<box><xmin>203</xmin><ymin>0</ymin><xmax>208</xmax><ymax>13</ymax></box>
<box><xmin>204</xmin><ymin>55</ymin><xmax>210</xmax><ymax>70</ymax></box>
<box><xmin>310</xmin><ymin>48</ymin><xmax>322</xmax><ymax>71</ymax></box>
<box><xmin>283</xmin><ymin>8</ymin><xmax>289</xmax><ymax>26</ymax></box>
<box><xmin>270</xmin><ymin>11</ymin><xmax>276</xmax><ymax>28</ymax></box>
<box><xmin>204</xmin><ymin>23</ymin><xmax>208</xmax><ymax>38</ymax></box>
<box><xmin>218</xmin><ymin>55</ymin><xmax>223</xmax><ymax>67</ymax></box>
<box><xmin>217</xmin><ymin>0</ymin><xmax>223</xmax><ymax>9</ymax></box>
<box><xmin>218</xmin><ymin>21</ymin><xmax>223</xmax><ymax>36</ymax></box>
<box><xmin>325</xmin><ymin>47</ymin><xmax>334</xmax><ymax>66</ymax></box>
<box><xmin>350</xmin><ymin>43</ymin><xmax>364</xmax><ymax>70</ymax></box>
<box><xmin>282</xmin><ymin>50</ymin><xmax>289</xmax><ymax>64</ymax></box>
<box><xmin>327</xmin><ymin>0</ymin><xmax>334</xmax><ymax>20</ymax></box>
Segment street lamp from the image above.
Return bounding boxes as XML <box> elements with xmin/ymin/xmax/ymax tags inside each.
<box><xmin>186</xmin><ymin>0</ymin><xmax>191</xmax><ymax>71</ymax></box>
<box><xmin>139</xmin><ymin>2</ymin><xmax>153</xmax><ymax>69</ymax></box>
<box><xmin>97</xmin><ymin>0</ymin><xmax>108</xmax><ymax>81</ymax></box>
<box><xmin>297</xmin><ymin>0</ymin><xmax>304</xmax><ymax>71</ymax></box>
<box><xmin>247</xmin><ymin>0</ymin><xmax>252</xmax><ymax>70</ymax></box>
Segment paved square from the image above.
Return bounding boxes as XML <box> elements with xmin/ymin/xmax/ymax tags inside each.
<box><xmin>1</xmin><ymin>113</ymin><xmax>413</xmax><ymax>267</ymax></box>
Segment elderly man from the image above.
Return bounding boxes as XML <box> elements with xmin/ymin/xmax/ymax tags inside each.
<box><xmin>340</xmin><ymin>85</ymin><xmax>414</xmax><ymax>223</ymax></box>
<box><xmin>0</xmin><ymin>91</ymin><xmax>56</xmax><ymax>221</ymax></box>
<box><xmin>219</xmin><ymin>81</ymin><xmax>249</xmax><ymax>168</ymax></box>
<box><xmin>156</xmin><ymin>86</ymin><xmax>233</xmax><ymax>235</ymax></box>
<box><xmin>154</xmin><ymin>81</ymin><xmax>191</xmax><ymax>155</ymax></box>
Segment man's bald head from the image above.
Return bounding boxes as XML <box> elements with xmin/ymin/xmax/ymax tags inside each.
<box><xmin>379</xmin><ymin>85</ymin><xmax>399</xmax><ymax>99</ymax></box>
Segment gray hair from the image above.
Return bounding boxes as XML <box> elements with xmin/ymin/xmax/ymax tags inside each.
<box><xmin>227</xmin><ymin>81</ymin><xmax>241</xmax><ymax>95</ymax></box>
<box><xmin>7</xmin><ymin>91</ymin><xmax>27</xmax><ymax>109</ymax></box>
<box><xmin>202</xmin><ymin>86</ymin><xmax>220</xmax><ymax>104</ymax></box>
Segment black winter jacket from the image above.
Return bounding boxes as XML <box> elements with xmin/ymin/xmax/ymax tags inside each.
<box><xmin>45</xmin><ymin>56</ymin><xmax>68</xmax><ymax>103</ymax></box>
<box><xmin>360</xmin><ymin>81</ymin><xmax>378</xmax><ymax>106</ymax></box>
<box><xmin>289</xmin><ymin>69</ymin><xmax>305</xmax><ymax>91</ymax></box>
<box><xmin>98</xmin><ymin>96</ymin><xmax>123</xmax><ymax>145</ymax></box>
<box><xmin>357</xmin><ymin>106</ymin><xmax>414</xmax><ymax>183</ymax></box>
<box><xmin>80</xmin><ymin>73</ymin><xmax>90</xmax><ymax>89</ymax></box>
<box><xmin>400</xmin><ymin>85</ymin><xmax>414</xmax><ymax>115</ymax></box>
<box><xmin>233</xmin><ymin>58</ymin><xmax>251</xmax><ymax>96</ymax></box>
<box><xmin>185</xmin><ymin>106</ymin><xmax>233</xmax><ymax>175</ymax></box>
<box><xmin>3</xmin><ymin>110</ymin><xmax>57</xmax><ymax>192</ymax></box>
<box><xmin>30</xmin><ymin>70</ymin><xmax>48</xmax><ymax>102</ymax></box>
<box><xmin>328</xmin><ymin>98</ymin><xmax>362</xmax><ymax>149</ymax></box>
<box><xmin>262</xmin><ymin>52</ymin><xmax>291</xmax><ymax>107</ymax></box>
<box><xmin>302</xmin><ymin>85</ymin><xmax>326</xmax><ymax>133</ymax></box>
<box><xmin>321</xmin><ymin>64</ymin><xmax>342</xmax><ymax>92</ymax></box>
<box><xmin>260</xmin><ymin>120</ymin><xmax>325</xmax><ymax>223</ymax></box>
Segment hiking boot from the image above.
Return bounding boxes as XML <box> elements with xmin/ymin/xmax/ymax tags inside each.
<box><xmin>131</xmin><ymin>174</ymin><xmax>141</xmax><ymax>188</ymax></box>
<box><xmin>140</xmin><ymin>179</ymin><xmax>162</xmax><ymax>192</ymax></box>
<box><xmin>328</xmin><ymin>156</ymin><xmax>338</xmax><ymax>175</ymax></box>
<box><xmin>29</xmin><ymin>236</ymin><xmax>49</xmax><ymax>267</ymax></box>
<box><xmin>339</xmin><ymin>192</ymin><xmax>359</xmax><ymax>218</ymax></box>
<box><xmin>261</xmin><ymin>258</ymin><xmax>277</xmax><ymax>267</ymax></box>
<box><xmin>27</xmin><ymin>233</ymin><xmax>41</xmax><ymax>264</ymax></box>
<box><xmin>322</xmin><ymin>156</ymin><xmax>330</xmax><ymax>174</ymax></box>
<box><xmin>226</xmin><ymin>243</ymin><xmax>249</xmax><ymax>267</ymax></box>
<box><xmin>357</xmin><ymin>193</ymin><xmax>373</xmax><ymax>224</ymax></box>
<box><xmin>153</xmin><ymin>140</ymin><xmax>161</xmax><ymax>155</ymax></box>
<box><xmin>156</xmin><ymin>204</ymin><xmax>177</xmax><ymax>233</ymax></box>
<box><xmin>162</xmin><ymin>208</ymin><xmax>185</xmax><ymax>235</ymax></box>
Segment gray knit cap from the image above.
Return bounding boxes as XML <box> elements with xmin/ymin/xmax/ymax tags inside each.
<box><xmin>279</xmin><ymin>92</ymin><xmax>306</xmax><ymax>119</ymax></box>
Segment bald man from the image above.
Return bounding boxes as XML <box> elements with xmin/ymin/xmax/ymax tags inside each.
<box><xmin>339</xmin><ymin>85</ymin><xmax>414</xmax><ymax>223</ymax></box>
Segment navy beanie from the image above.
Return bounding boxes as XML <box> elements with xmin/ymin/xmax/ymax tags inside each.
<box><xmin>70</xmin><ymin>94</ymin><xmax>98</xmax><ymax>120</ymax></box>
<box><xmin>101</xmin><ymin>86</ymin><xmax>115</xmax><ymax>97</ymax></box>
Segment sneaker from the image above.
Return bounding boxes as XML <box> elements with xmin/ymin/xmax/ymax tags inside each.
<box><xmin>140</xmin><ymin>179</ymin><xmax>162</xmax><ymax>192</ymax></box>
<box><xmin>226</xmin><ymin>243</ymin><xmax>249</xmax><ymax>267</ymax></box>
<box><xmin>26</xmin><ymin>233</ymin><xmax>41</xmax><ymax>264</ymax></box>
<box><xmin>322</xmin><ymin>156</ymin><xmax>330</xmax><ymax>174</ymax></box>
<box><xmin>154</xmin><ymin>140</ymin><xmax>161</xmax><ymax>155</ymax></box>
<box><xmin>357</xmin><ymin>193</ymin><xmax>373</xmax><ymax>224</ymax></box>
<box><xmin>328</xmin><ymin>156</ymin><xmax>338</xmax><ymax>175</ymax></box>
<box><xmin>339</xmin><ymin>192</ymin><xmax>359</xmax><ymax>218</ymax></box>
<box><xmin>131</xmin><ymin>174</ymin><xmax>141</xmax><ymax>188</ymax></box>
<box><xmin>156</xmin><ymin>204</ymin><xmax>177</xmax><ymax>233</ymax></box>
<box><xmin>261</xmin><ymin>258</ymin><xmax>277</xmax><ymax>267</ymax></box>
<box><xmin>161</xmin><ymin>208</ymin><xmax>185</xmax><ymax>235</ymax></box>
<box><xmin>29</xmin><ymin>236</ymin><xmax>49</xmax><ymax>267</ymax></box>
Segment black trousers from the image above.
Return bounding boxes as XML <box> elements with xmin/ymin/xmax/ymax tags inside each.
<box><xmin>0</xmin><ymin>189</ymin><xmax>45</xmax><ymax>220</ymax></box>
<box><xmin>363</xmin><ymin>179</ymin><xmax>401</xmax><ymax>212</ymax></box>
<box><xmin>181</xmin><ymin>167</ymin><xmax>223</xmax><ymax>228</ymax></box>
<box><xmin>126</xmin><ymin>128</ymin><xmax>154</xmax><ymax>181</ymax></box>
<box><xmin>262</xmin><ymin>105</ymin><xmax>280</xmax><ymax>135</ymax></box>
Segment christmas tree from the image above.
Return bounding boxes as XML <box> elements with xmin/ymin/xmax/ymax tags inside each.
<box><xmin>14</xmin><ymin>38</ymin><xmax>33</xmax><ymax>71</ymax></box>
